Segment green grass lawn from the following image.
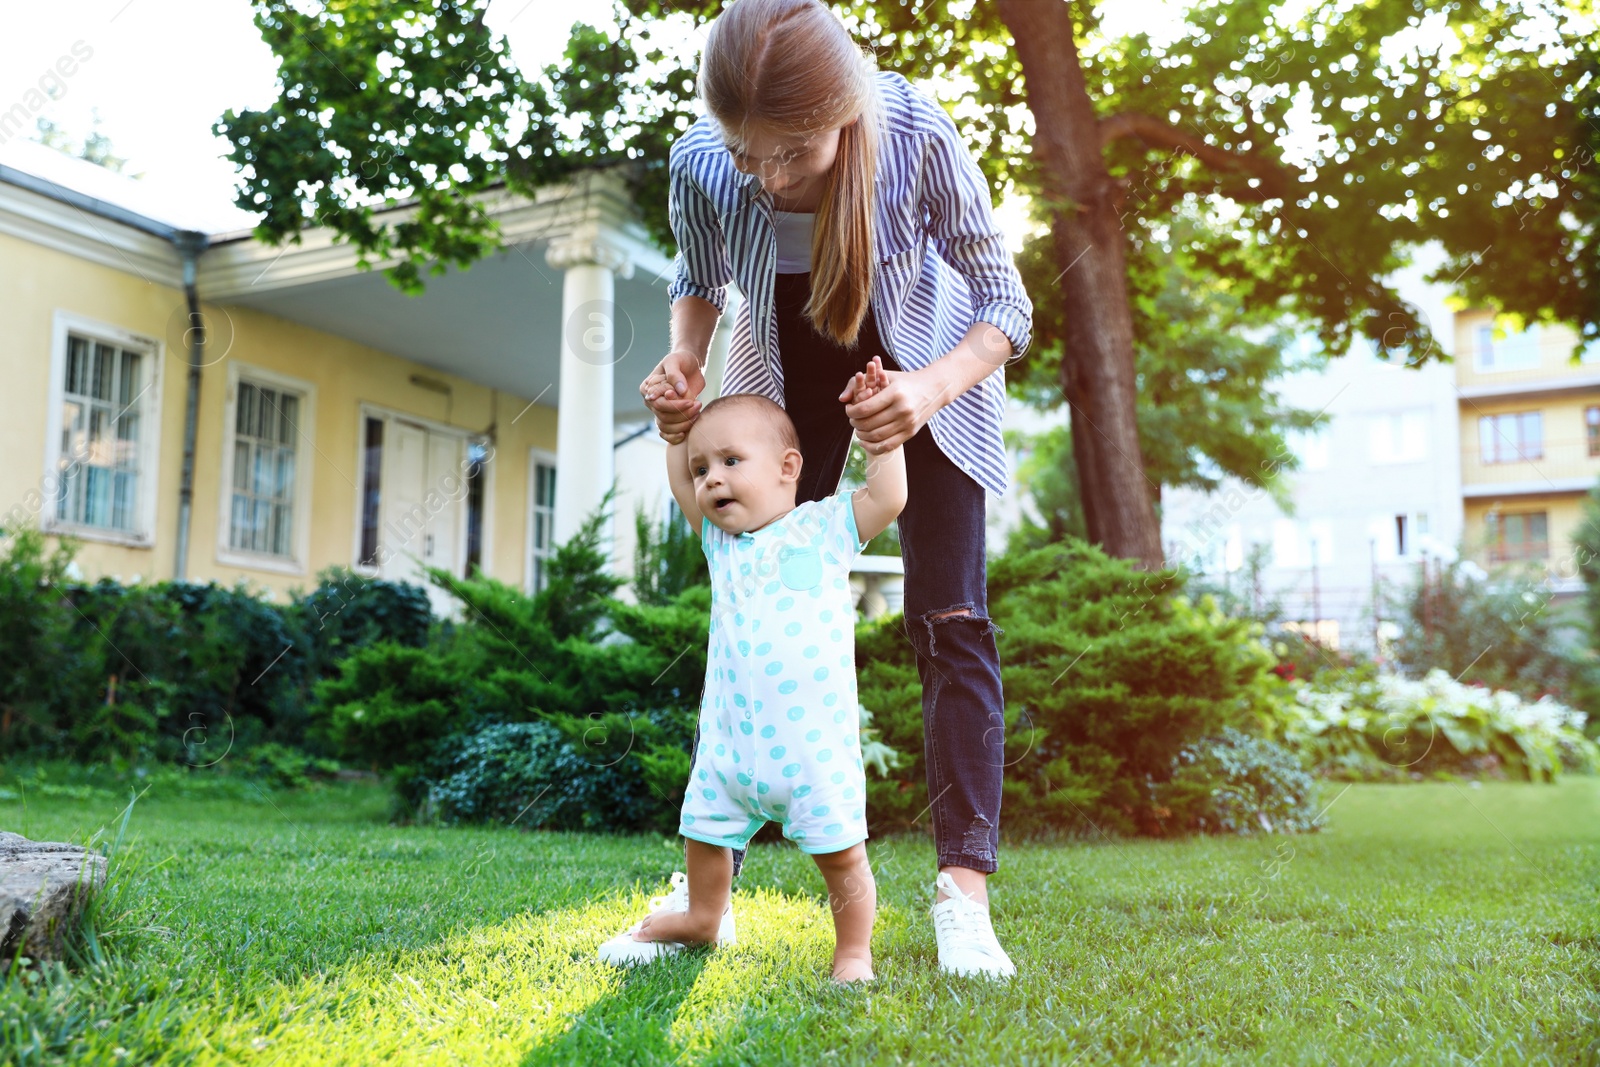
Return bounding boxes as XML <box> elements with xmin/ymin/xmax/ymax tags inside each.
<box><xmin>2</xmin><ymin>773</ymin><xmax>1596</xmax><ymax>1066</ymax></box>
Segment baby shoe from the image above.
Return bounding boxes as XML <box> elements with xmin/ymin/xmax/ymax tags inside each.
<box><xmin>930</xmin><ymin>871</ymin><xmax>1016</xmax><ymax>979</ymax></box>
<box><xmin>596</xmin><ymin>871</ymin><xmax>737</xmax><ymax>966</ymax></box>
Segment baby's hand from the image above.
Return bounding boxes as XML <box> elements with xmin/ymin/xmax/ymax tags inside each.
<box><xmin>838</xmin><ymin>355</ymin><xmax>888</xmax><ymax>406</ymax></box>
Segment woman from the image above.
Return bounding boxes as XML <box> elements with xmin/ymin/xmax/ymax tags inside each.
<box><xmin>639</xmin><ymin>0</ymin><xmax>1032</xmax><ymax>979</ymax></box>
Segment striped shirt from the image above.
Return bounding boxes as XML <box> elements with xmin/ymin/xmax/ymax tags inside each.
<box><xmin>665</xmin><ymin>70</ymin><xmax>1033</xmax><ymax>498</ymax></box>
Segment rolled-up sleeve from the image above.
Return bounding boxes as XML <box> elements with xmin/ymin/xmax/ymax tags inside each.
<box><xmin>666</xmin><ymin>142</ymin><xmax>733</xmax><ymax>312</ymax></box>
<box><xmin>919</xmin><ymin>101</ymin><xmax>1034</xmax><ymax>360</ymax></box>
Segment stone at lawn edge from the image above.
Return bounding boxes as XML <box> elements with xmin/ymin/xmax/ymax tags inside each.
<box><xmin>0</xmin><ymin>831</ymin><xmax>109</xmax><ymax>962</ymax></box>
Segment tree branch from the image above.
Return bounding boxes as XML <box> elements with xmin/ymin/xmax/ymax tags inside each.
<box><xmin>1099</xmin><ymin>111</ymin><xmax>1293</xmax><ymax>200</ymax></box>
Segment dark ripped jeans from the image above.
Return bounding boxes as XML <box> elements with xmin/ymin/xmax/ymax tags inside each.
<box><xmin>708</xmin><ymin>269</ymin><xmax>1006</xmax><ymax>878</ymax></box>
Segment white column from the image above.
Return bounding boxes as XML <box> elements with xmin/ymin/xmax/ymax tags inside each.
<box><xmin>546</xmin><ymin>225</ymin><xmax>633</xmax><ymax>554</ymax></box>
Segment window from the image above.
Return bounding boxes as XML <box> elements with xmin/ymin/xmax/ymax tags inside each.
<box><xmin>465</xmin><ymin>441</ymin><xmax>488</xmax><ymax>577</ymax></box>
<box><xmin>1367</xmin><ymin>410</ymin><xmax>1429</xmax><ymax>464</ymax></box>
<box><xmin>228</xmin><ymin>382</ymin><xmax>300</xmax><ymax>557</ymax></box>
<box><xmin>1289</xmin><ymin>425</ymin><xmax>1330</xmax><ymax>471</ymax></box>
<box><xmin>1271</xmin><ymin>518</ymin><xmax>1333</xmax><ymax>568</ymax></box>
<box><xmin>1475</xmin><ymin>323</ymin><xmax>1541</xmax><ymax>372</ymax></box>
<box><xmin>359</xmin><ymin>417</ymin><xmax>384</xmax><ymax>566</ymax></box>
<box><xmin>1486</xmin><ymin>511</ymin><xmax>1549</xmax><ymax>562</ymax></box>
<box><xmin>1395</xmin><ymin>514</ymin><xmax>1409</xmax><ymax>557</ymax></box>
<box><xmin>1588</xmin><ymin>407</ymin><xmax>1600</xmax><ymax>457</ymax></box>
<box><xmin>45</xmin><ymin>317</ymin><xmax>161</xmax><ymax>544</ymax></box>
<box><xmin>528</xmin><ymin>451</ymin><xmax>557</xmax><ymax>595</ymax></box>
<box><xmin>217</xmin><ymin>365</ymin><xmax>315</xmax><ymax>572</ymax></box>
<box><xmin>1478</xmin><ymin>411</ymin><xmax>1543</xmax><ymax>464</ymax></box>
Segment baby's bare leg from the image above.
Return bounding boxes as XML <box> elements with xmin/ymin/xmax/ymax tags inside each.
<box><xmin>811</xmin><ymin>842</ymin><xmax>876</xmax><ymax>982</ymax></box>
<box><xmin>634</xmin><ymin>839</ymin><xmax>734</xmax><ymax>945</ymax></box>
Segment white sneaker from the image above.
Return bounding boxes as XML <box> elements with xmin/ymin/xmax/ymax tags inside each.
<box><xmin>596</xmin><ymin>871</ymin><xmax>736</xmax><ymax>966</ymax></box>
<box><xmin>930</xmin><ymin>871</ymin><xmax>1016</xmax><ymax>979</ymax></box>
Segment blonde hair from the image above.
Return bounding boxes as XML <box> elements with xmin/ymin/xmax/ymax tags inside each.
<box><xmin>699</xmin><ymin>0</ymin><xmax>881</xmax><ymax>347</ymax></box>
<box><xmin>692</xmin><ymin>393</ymin><xmax>802</xmax><ymax>455</ymax></box>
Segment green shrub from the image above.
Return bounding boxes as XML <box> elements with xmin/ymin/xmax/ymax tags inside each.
<box><xmin>861</xmin><ymin>539</ymin><xmax>1286</xmax><ymax>837</ymax></box>
<box><xmin>404</xmin><ymin>712</ymin><xmax>694</xmax><ymax>833</ymax></box>
<box><xmin>1275</xmin><ymin>669</ymin><xmax>1600</xmax><ymax>781</ymax></box>
<box><xmin>0</xmin><ymin>524</ymin><xmax>427</xmax><ymax>769</ymax></box>
<box><xmin>1155</xmin><ymin>728</ymin><xmax>1321</xmax><ymax>835</ymax></box>
<box><xmin>294</xmin><ymin>567</ymin><xmax>433</xmax><ymax>681</ymax></box>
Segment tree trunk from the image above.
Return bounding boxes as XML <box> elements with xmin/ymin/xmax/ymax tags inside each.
<box><xmin>995</xmin><ymin>0</ymin><xmax>1164</xmax><ymax>569</ymax></box>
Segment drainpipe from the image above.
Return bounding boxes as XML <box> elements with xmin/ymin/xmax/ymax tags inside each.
<box><xmin>172</xmin><ymin>230</ymin><xmax>210</xmax><ymax>582</ymax></box>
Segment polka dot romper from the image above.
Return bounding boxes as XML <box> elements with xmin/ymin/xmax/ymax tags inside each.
<box><xmin>679</xmin><ymin>487</ymin><xmax>871</xmax><ymax>855</ymax></box>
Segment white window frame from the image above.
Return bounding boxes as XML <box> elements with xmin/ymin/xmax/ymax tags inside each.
<box><xmin>526</xmin><ymin>447</ymin><xmax>558</xmax><ymax>596</ymax></box>
<box><xmin>42</xmin><ymin>311</ymin><xmax>164</xmax><ymax>548</ymax></box>
<box><xmin>348</xmin><ymin>402</ymin><xmax>488</xmax><ymax>581</ymax></box>
<box><xmin>1473</xmin><ymin>322</ymin><xmax>1542</xmax><ymax>373</ymax></box>
<box><xmin>215</xmin><ymin>362</ymin><xmax>317</xmax><ymax>575</ymax></box>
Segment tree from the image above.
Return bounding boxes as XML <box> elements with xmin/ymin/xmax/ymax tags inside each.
<box><xmin>218</xmin><ymin>0</ymin><xmax>1598</xmax><ymax>563</ymax></box>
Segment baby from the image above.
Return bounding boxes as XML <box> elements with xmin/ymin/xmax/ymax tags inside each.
<box><xmin>597</xmin><ymin>357</ymin><xmax>907</xmax><ymax>983</ymax></box>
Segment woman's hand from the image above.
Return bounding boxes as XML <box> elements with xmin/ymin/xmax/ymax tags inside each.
<box><xmin>839</xmin><ymin>364</ymin><xmax>951</xmax><ymax>454</ymax></box>
<box><xmin>641</xmin><ymin>351</ymin><xmax>706</xmax><ymax>445</ymax></box>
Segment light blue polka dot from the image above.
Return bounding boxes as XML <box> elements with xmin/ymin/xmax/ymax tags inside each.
<box><xmin>732</xmin><ymin>751</ymin><xmax>740</xmax><ymax>763</ymax></box>
<box><xmin>794</xmin><ymin>785</ymin><xmax>812</xmax><ymax>799</ymax></box>
<box><xmin>770</xmin><ymin>745</ymin><xmax>787</xmax><ymax>759</ymax></box>
<box><xmin>702</xmin><ymin>787</ymin><xmax>717</xmax><ymax>800</ymax></box>
<box><xmin>851</xmin><ymin>808</ymin><xmax>863</xmax><ymax>820</ymax></box>
<box><xmin>740</xmin><ymin>562</ymin><xmax>752</xmax><ymax>575</ymax></box>
<box><xmin>735</xmin><ymin>612</ymin><xmax>744</xmax><ymax>625</ymax></box>
<box><xmin>818</xmin><ymin>749</ymin><xmax>833</xmax><ymax>762</ymax></box>
<box><xmin>831</xmin><ymin>771</ymin><xmax>846</xmax><ymax>784</ymax></box>
<box><xmin>831</xmin><ymin>629</ymin><xmax>843</xmax><ymax>641</ymax></box>
<box><xmin>824</xmin><ymin>822</ymin><xmax>844</xmax><ymax>835</ymax></box>
<box><xmin>806</xmin><ymin>729</ymin><xmax>822</xmax><ymax>742</ymax></box>
<box><xmin>787</xmin><ymin>706</ymin><xmax>805</xmax><ymax>721</ymax></box>
<box><xmin>793</xmin><ymin>831</ymin><xmax>807</xmax><ymax>840</ymax></box>
<box><xmin>833</xmin><ymin>578</ymin><xmax>846</xmax><ymax>590</ymax></box>
<box><xmin>684</xmin><ymin>814</ymin><xmax>697</xmax><ymax>824</ymax></box>
<box><xmin>782</xmin><ymin>763</ymin><xmax>802</xmax><ymax>777</ymax></box>
<box><xmin>812</xmin><ymin>805</ymin><xmax>831</xmax><ymax>817</ymax></box>
<box><xmin>715</xmin><ymin>743</ymin><xmax>726</xmax><ymax>756</ymax></box>
<box><xmin>833</xmin><ymin>709</ymin><xmax>848</xmax><ymax>723</ymax></box>
<box><xmin>804</xmin><ymin>645</ymin><xmax>819</xmax><ymax>658</ymax></box>
<box><xmin>760</xmin><ymin>725</ymin><xmax>777</xmax><ymax>738</ymax></box>
<box><xmin>716</xmin><ymin>770</ymin><xmax>727</xmax><ymax>783</ymax></box>
<box><xmin>729</xmin><ymin>669</ymin><xmax>737</xmax><ymax>682</ymax></box>
<box><xmin>766</xmin><ymin>662</ymin><xmax>784</xmax><ymax>676</ymax></box>
<box><xmin>765</xmin><ymin>581</ymin><xmax>781</xmax><ymax>594</ymax></box>
<box><xmin>753</xmin><ymin>619</ymin><xmax>761</xmax><ymax>631</ymax></box>
<box><xmin>840</xmin><ymin>654</ymin><xmax>850</xmax><ymax>667</ymax></box>
<box><xmin>710</xmin><ymin>814</ymin><xmax>729</xmax><ymax>822</ymax></box>
<box><xmin>699</xmin><ymin>770</ymin><xmax>709</xmax><ymax>781</ymax></box>
<box><xmin>820</xmin><ymin>610</ymin><xmax>834</xmax><ymax>622</ymax></box>
<box><xmin>776</xmin><ymin>596</ymin><xmax>794</xmax><ymax>611</ymax></box>
<box><xmin>739</xmin><ymin>721</ymin><xmax>753</xmax><ymax>735</ymax></box>
<box><xmin>738</xmin><ymin>640</ymin><xmax>751</xmax><ymax>656</ymax></box>
<box><xmin>757</xmin><ymin>781</ymin><xmax>771</xmax><ymax>794</ymax></box>
<box><xmin>756</xmin><ymin>642</ymin><xmax>772</xmax><ymax>656</ymax></box>
<box><xmin>773</xmin><ymin>802</ymin><xmax>787</xmax><ymax>812</ymax></box>
<box><xmin>824</xmin><ymin>693</ymin><xmax>838</xmax><ymax>706</ymax></box>
<box><xmin>814</xmin><ymin>667</ymin><xmax>829</xmax><ymax>681</ymax></box>
<box><xmin>843</xmin><ymin>787</ymin><xmax>857</xmax><ymax>799</ymax></box>
<box><xmin>737</xmin><ymin>772</ymin><xmax>752</xmax><ymax>786</ymax></box>
<box><xmin>785</xmin><ymin>622</ymin><xmax>802</xmax><ymax>637</ymax></box>
<box><xmin>779</xmin><ymin>680</ymin><xmax>799</xmax><ymax>695</ymax></box>
<box><xmin>733</xmin><ymin>693</ymin><xmax>745</xmax><ymax>708</ymax></box>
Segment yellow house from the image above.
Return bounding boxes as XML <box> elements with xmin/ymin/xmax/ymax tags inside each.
<box><xmin>1456</xmin><ymin>308</ymin><xmax>1600</xmax><ymax>591</ymax></box>
<box><xmin>0</xmin><ymin>139</ymin><xmax>742</xmax><ymax>612</ymax></box>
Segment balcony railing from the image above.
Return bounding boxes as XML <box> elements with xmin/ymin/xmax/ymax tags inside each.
<box><xmin>1485</xmin><ymin>540</ymin><xmax>1551</xmax><ymax>562</ymax></box>
<box><xmin>1461</xmin><ymin>435</ymin><xmax>1600</xmax><ymax>485</ymax></box>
